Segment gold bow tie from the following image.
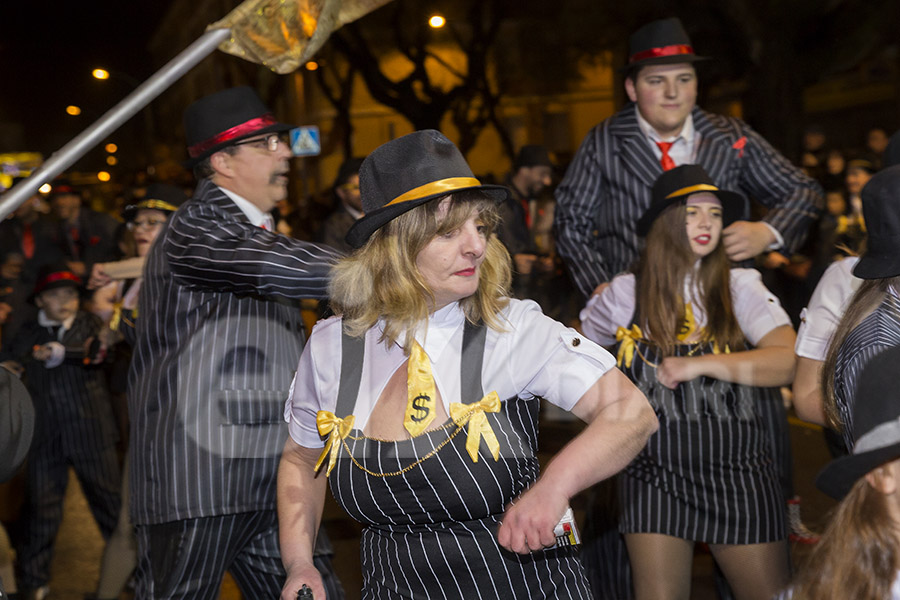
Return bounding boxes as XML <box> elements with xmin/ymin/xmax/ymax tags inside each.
<box><xmin>315</xmin><ymin>411</ymin><xmax>356</xmax><ymax>477</ymax></box>
<box><xmin>616</xmin><ymin>324</ymin><xmax>644</xmax><ymax>368</ymax></box>
<box><xmin>449</xmin><ymin>391</ymin><xmax>501</xmax><ymax>463</ymax></box>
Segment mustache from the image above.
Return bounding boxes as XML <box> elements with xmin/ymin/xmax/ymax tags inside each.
<box><xmin>269</xmin><ymin>170</ymin><xmax>289</xmax><ymax>184</ymax></box>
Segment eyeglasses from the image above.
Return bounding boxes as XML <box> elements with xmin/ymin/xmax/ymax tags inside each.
<box><xmin>233</xmin><ymin>133</ymin><xmax>289</xmax><ymax>153</ymax></box>
<box><xmin>128</xmin><ymin>217</ymin><xmax>167</xmax><ymax>230</ymax></box>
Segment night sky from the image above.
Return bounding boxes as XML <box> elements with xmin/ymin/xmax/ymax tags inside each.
<box><xmin>0</xmin><ymin>1</ymin><xmax>174</xmax><ymax>155</ymax></box>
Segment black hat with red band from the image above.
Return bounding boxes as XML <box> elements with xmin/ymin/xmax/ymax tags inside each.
<box><xmin>183</xmin><ymin>86</ymin><xmax>294</xmax><ymax>167</ymax></box>
<box><xmin>31</xmin><ymin>265</ymin><xmax>83</xmax><ymax>302</ymax></box>
<box><xmin>623</xmin><ymin>17</ymin><xmax>709</xmax><ymax>72</ymax></box>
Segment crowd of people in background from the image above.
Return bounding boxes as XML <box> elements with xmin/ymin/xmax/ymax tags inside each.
<box><xmin>2</xmin><ymin>15</ymin><xmax>900</xmax><ymax>600</ymax></box>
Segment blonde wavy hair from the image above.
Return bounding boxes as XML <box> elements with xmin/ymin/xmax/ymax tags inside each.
<box><xmin>329</xmin><ymin>191</ymin><xmax>512</xmax><ymax>353</ymax></box>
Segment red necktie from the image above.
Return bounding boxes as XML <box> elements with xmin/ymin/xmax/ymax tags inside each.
<box><xmin>656</xmin><ymin>141</ymin><xmax>676</xmax><ymax>171</ymax></box>
<box><xmin>22</xmin><ymin>223</ymin><xmax>34</xmax><ymax>259</ymax></box>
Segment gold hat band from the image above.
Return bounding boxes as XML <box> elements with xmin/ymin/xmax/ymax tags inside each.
<box><xmin>385</xmin><ymin>177</ymin><xmax>482</xmax><ymax>207</ymax></box>
<box><xmin>134</xmin><ymin>199</ymin><xmax>179</xmax><ymax>212</ymax></box>
<box><xmin>665</xmin><ymin>183</ymin><xmax>719</xmax><ymax>199</ymax></box>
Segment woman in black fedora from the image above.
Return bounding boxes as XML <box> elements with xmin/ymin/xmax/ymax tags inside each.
<box><xmin>277</xmin><ymin>129</ymin><xmax>657</xmax><ymax>599</ymax></box>
<box><xmin>784</xmin><ymin>345</ymin><xmax>900</xmax><ymax>599</ymax></box>
<box><xmin>580</xmin><ymin>164</ymin><xmax>794</xmax><ymax>600</ymax></box>
<box><xmin>822</xmin><ymin>164</ymin><xmax>900</xmax><ymax>451</ymax></box>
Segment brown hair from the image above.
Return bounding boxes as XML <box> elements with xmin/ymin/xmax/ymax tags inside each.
<box><xmin>789</xmin><ymin>475</ymin><xmax>898</xmax><ymax>599</ymax></box>
<box><xmin>634</xmin><ymin>203</ymin><xmax>744</xmax><ymax>355</ymax></box>
<box><xmin>329</xmin><ymin>191</ymin><xmax>511</xmax><ymax>353</ymax></box>
<box><xmin>821</xmin><ymin>277</ymin><xmax>900</xmax><ymax>430</ymax></box>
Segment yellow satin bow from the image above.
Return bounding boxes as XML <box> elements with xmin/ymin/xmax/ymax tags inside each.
<box><xmin>314</xmin><ymin>411</ymin><xmax>356</xmax><ymax>477</ymax></box>
<box><xmin>109</xmin><ymin>300</ymin><xmax>123</xmax><ymax>331</ymax></box>
<box><xmin>616</xmin><ymin>325</ymin><xmax>643</xmax><ymax>368</ymax></box>
<box><xmin>449</xmin><ymin>391</ymin><xmax>501</xmax><ymax>463</ymax></box>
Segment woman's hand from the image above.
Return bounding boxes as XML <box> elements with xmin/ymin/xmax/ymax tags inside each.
<box><xmin>87</xmin><ymin>262</ymin><xmax>111</xmax><ymax>290</ymax></box>
<box><xmin>656</xmin><ymin>356</ymin><xmax>699</xmax><ymax>389</ymax></box>
<box><xmin>497</xmin><ymin>481</ymin><xmax>567</xmax><ymax>554</ymax></box>
<box><xmin>281</xmin><ymin>562</ymin><xmax>324</xmax><ymax>600</ymax></box>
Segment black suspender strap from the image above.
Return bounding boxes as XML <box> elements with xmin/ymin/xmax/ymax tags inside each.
<box><xmin>460</xmin><ymin>319</ymin><xmax>487</xmax><ymax>402</ymax></box>
<box><xmin>336</xmin><ymin>321</ymin><xmax>365</xmax><ymax>418</ymax></box>
<box><xmin>337</xmin><ymin>318</ymin><xmax>488</xmax><ymax>417</ymax></box>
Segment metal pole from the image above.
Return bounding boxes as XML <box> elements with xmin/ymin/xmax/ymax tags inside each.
<box><xmin>0</xmin><ymin>27</ymin><xmax>233</xmax><ymax>220</ymax></box>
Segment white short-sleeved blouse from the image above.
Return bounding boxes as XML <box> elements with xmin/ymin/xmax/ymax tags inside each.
<box><xmin>579</xmin><ymin>268</ymin><xmax>791</xmax><ymax>346</ymax></box>
<box><xmin>795</xmin><ymin>257</ymin><xmax>862</xmax><ymax>361</ymax></box>
<box><xmin>284</xmin><ymin>298</ymin><xmax>617</xmax><ymax>449</ymax></box>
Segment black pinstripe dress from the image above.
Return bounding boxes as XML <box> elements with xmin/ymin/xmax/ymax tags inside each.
<box><xmin>616</xmin><ymin>332</ymin><xmax>786</xmax><ymax>545</ymax></box>
<box><xmin>327</xmin><ymin>322</ymin><xmax>593</xmax><ymax>599</ymax></box>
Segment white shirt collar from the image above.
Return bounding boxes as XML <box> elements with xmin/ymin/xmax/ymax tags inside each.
<box><xmin>38</xmin><ymin>310</ymin><xmax>76</xmax><ymax>337</ymax></box>
<box><xmin>379</xmin><ymin>302</ymin><xmax>466</xmax><ymax>363</ymax></box>
<box><xmin>635</xmin><ymin>105</ymin><xmax>695</xmax><ymax>144</ymax></box>
<box><xmin>220</xmin><ymin>187</ymin><xmax>270</xmax><ymax>228</ymax></box>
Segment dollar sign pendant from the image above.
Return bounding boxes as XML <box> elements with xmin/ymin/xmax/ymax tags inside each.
<box><xmin>410</xmin><ymin>394</ymin><xmax>431</xmax><ymax>422</ymax></box>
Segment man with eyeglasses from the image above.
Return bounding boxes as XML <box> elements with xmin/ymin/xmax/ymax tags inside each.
<box><xmin>126</xmin><ymin>86</ymin><xmax>344</xmax><ymax>600</ymax></box>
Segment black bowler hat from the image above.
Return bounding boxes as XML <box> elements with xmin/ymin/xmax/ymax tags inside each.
<box><xmin>817</xmin><ymin>346</ymin><xmax>900</xmax><ymax>499</ymax></box>
<box><xmin>345</xmin><ymin>130</ymin><xmax>510</xmax><ymax>249</ymax></box>
<box><xmin>31</xmin><ymin>264</ymin><xmax>82</xmax><ymax>302</ymax></box>
<box><xmin>183</xmin><ymin>86</ymin><xmax>294</xmax><ymax>167</ymax></box>
<box><xmin>623</xmin><ymin>17</ymin><xmax>709</xmax><ymax>71</ymax></box>
<box><xmin>853</xmin><ymin>164</ymin><xmax>900</xmax><ymax>279</ymax></box>
<box><xmin>122</xmin><ymin>183</ymin><xmax>188</xmax><ymax>223</ymax></box>
<box><xmin>637</xmin><ymin>164</ymin><xmax>746</xmax><ymax>236</ymax></box>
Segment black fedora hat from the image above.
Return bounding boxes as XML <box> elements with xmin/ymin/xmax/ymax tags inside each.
<box><xmin>817</xmin><ymin>346</ymin><xmax>900</xmax><ymax>499</ymax></box>
<box><xmin>853</xmin><ymin>165</ymin><xmax>900</xmax><ymax>279</ymax></box>
<box><xmin>30</xmin><ymin>263</ymin><xmax>82</xmax><ymax>303</ymax></box>
<box><xmin>345</xmin><ymin>130</ymin><xmax>510</xmax><ymax>249</ymax></box>
<box><xmin>637</xmin><ymin>164</ymin><xmax>746</xmax><ymax>236</ymax></box>
<box><xmin>183</xmin><ymin>86</ymin><xmax>294</xmax><ymax>167</ymax></box>
<box><xmin>122</xmin><ymin>183</ymin><xmax>188</xmax><ymax>223</ymax></box>
<box><xmin>623</xmin><ymin>17</ymin><xmax>709</xmax><ymax>71</ymax></box>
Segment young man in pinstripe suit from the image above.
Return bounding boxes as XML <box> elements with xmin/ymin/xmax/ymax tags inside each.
<box><xmin>127</xmin><ymin>86</ymin><xmax>344</xmax><ymax>600</ymax></box>
<box><xmin>555</xmin><ymin>17</ymin><xmax>823</xmax><ymax>298</ymax></box>
<box><xmin>555</xmin><ymin>17</ymin><xmax>823</xmax><ymax>599</ymax></box>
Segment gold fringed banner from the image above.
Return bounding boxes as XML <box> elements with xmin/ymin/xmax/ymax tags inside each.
<box><xmin>209</xmin><ymin>0</ymin><xmax>393</xmax><ymax>74</ymax></box>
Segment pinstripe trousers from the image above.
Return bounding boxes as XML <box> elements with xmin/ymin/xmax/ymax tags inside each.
<box><xmin>16</xmin><ymin>432</ymin><xmax>121</xmax><ymax>588</ymax></box>
<box><xmin>134</xmin><ymin>510</ymin><xmax>343</xmax><ymax>600</ymax></box>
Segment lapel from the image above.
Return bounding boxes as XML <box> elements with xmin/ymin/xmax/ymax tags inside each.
<box><xmin>609</xmin><ymin>105</ymin><xmax>663</xmax><ymax>190</ymax></box>
<box><xmin>692</xmin><ymin>108</ymin><xmax>736</xmax><ymax>184</ymax></box>
<box><xmin>196</xmin><ymin>179</ymin><xmax>252</xmax><ymax>224</ymax></box>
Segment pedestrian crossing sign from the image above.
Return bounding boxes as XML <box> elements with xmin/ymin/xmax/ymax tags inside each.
<box><xmin>290</xmin><ymin>126</ymin><xmax>321</xmax><ymax>156</ymax></box>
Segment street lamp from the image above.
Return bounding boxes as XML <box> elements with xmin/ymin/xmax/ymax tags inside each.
<box><xmin>428</xmin><ymin>14</ymin><xmax>446</xmax><ymax>28</ymax></box>
<box><xmin>66</xmin><ymin>105</ymin><xmax>82</xmax><ymax>116</ymax></box>
<box><xmin>92</xmin><ymin>68</ymin><xmax>110</xmax><ymax>81</ymax></box>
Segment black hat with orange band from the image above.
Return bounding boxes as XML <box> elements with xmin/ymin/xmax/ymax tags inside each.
<box><xmin>345</xmin><ymin>130</ymin><xmax>510</xmax><ymax>249</ymax></box>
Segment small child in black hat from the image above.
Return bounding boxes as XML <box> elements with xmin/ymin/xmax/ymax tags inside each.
<box><xmin>0</xmin><ymin>265</ymin><xmax>121</xmax><ymax>598</ymax></box>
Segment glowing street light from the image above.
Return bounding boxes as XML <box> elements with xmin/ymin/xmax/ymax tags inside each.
<box><xmin>105</xmin><ymin>143</ymin><xmax>118</xmax><ymax>153</ymax></box>
<box><xmin>106</xmin><ymin>156</ymin><xmax>118</xmax><ymax>166</ymax></box>
<box><xmin>305</xmin><ymin>61</ymin><xmax>319</xmax><ymax>71</ymax></box>
<box><xmin>428</xmin><ymin>14</ymin><xmax>446</xmax><ymax>28</ymax></box>
<box><xmin>39</xmin><ymin>183</ymin><xmax>52</xmax><ymax>194</ymax></box>
<box><xmin>97</xmin><ymin>171</ymin><xmax>111</xmax><ymax>182</ymax></box>
<box><xmin>92</xmin><ymin>68</ymin><xmax>110</xmax><ymax>80</ymax></box>
<box><xmin>66</xmin><ymin>105</ymin><xmax>82</xmax><ymax>116</ymax></box>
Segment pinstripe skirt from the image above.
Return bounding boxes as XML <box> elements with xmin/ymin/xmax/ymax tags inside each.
<box><xmin>328</xmin><ymin>397</ymin><xmax>592</xmax><ymax>599</ymax></box>
<box><xmin>617</xmin><ymin>341</ymin><xmax>786</xmax><ymax>545</ymax></box>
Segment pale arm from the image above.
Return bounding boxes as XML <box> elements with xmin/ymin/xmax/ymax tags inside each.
<box><xmin>277</xmin><ymin>438</ymin><xmax>329</xmax><ymax>600</ymax></box>
<box><xmin>657</xmin><ymin>324</ymin><xmax>797</xmax><ymax>389</ymax></box>
<box><xmin>792</xmin><ymin>356</ymin><xmax>826</xmax><ymax>425</ymax></box>
<box><xmin>497</xmin><ymin>368</ymin><xmax>657</xmax><ymax>553</ymax></box>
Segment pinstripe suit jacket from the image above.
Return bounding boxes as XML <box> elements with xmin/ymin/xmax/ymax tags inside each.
<box><xmin>555</xmin><ymin>105</ymin><xmax>823</xmax><ymax>297</ymax></box>
<box><xmin>128</xmin><ymin>179</ymin><xmax>341</xmax><ymax>525</ymax></box>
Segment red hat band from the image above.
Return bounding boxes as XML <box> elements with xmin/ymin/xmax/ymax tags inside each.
<box><xmin>187</xmin><ymin>114</ymin><xmax>277</xmax><ymax>158</ymax></box>
<box><xmin>629</xmin><ymin>44</ymin><xmax>695</xmax><ymax>65</ymax></box>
